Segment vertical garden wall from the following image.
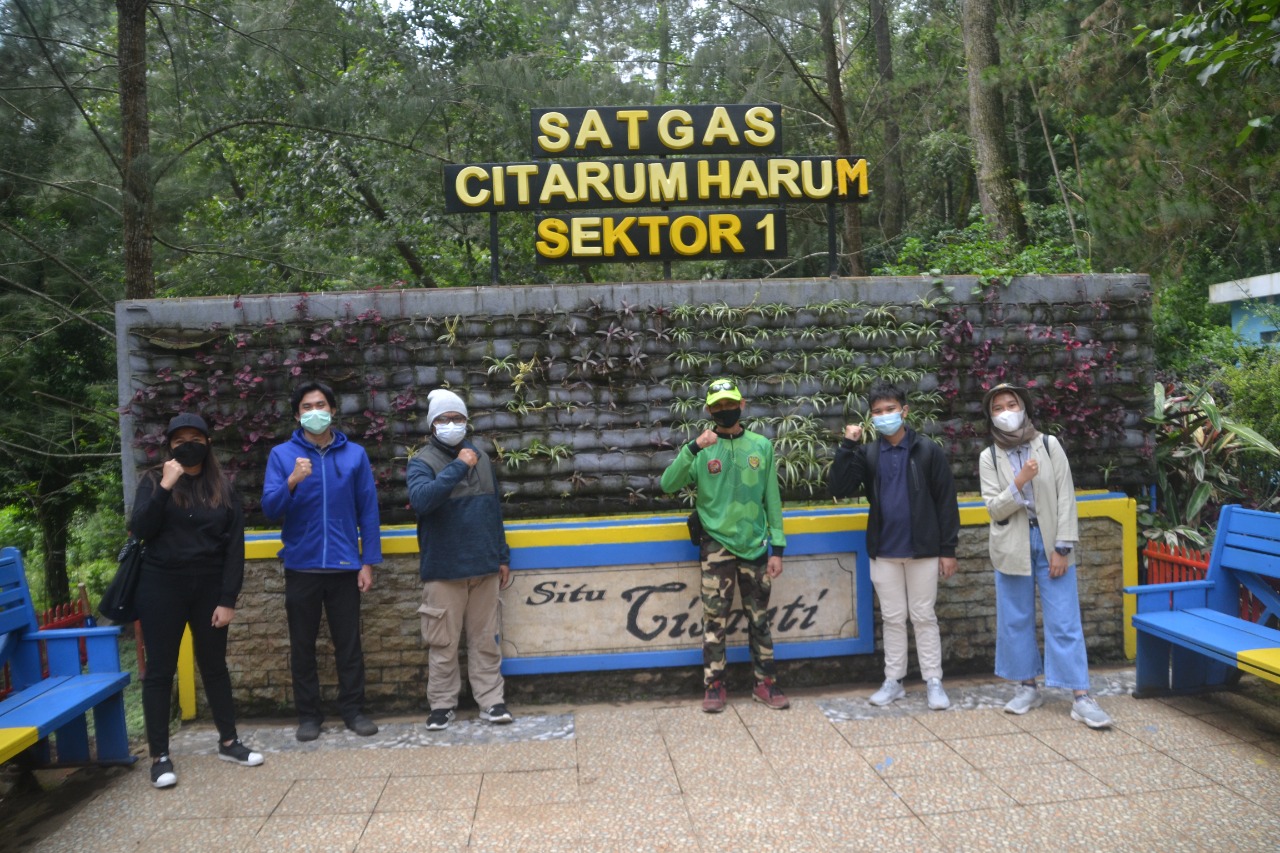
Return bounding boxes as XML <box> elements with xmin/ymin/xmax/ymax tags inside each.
<box><xmin>116</xmin><ymin>274</ymin><xmax>1153</xmax><ymax>521</ymax></box>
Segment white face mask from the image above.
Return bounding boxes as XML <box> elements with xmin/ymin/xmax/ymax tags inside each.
<box><xmin>434</xmin><ymin>422</ymin><xmax>467</xmax><ymax>446</ymax></box>
<box><xmin>992</xmin><ymin>409</ymin><xmax>1026</xmax><ymax>432</ymax></box>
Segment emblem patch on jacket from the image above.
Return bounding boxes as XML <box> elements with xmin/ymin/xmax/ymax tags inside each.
<box><xmin>748</xmin><ymin>455</ymin><xmax>761</xmax><ymax>469</ymax></box>
<box><xmin>707</xmin><ymin>459</ymin><xmax>722</xmax><ymax>474</ymax></box>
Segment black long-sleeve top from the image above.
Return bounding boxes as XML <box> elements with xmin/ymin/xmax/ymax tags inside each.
<box><xmin>129</xmin><ymin>472</ymin><xmax>246</xmax><ymax>608</ymax></box>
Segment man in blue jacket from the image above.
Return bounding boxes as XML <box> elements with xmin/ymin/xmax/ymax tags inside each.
<box><xmin>262</xmin><ymin>380</ymin><xmax>382</xmax><ymax>741</ymax></box>
<box><xmin>407</xmin><ymin>389</ymin><xmax>513</xmax><ymax>731</ymax></box>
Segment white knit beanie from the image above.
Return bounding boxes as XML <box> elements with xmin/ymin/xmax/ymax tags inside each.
<box><xmin>426</xmin><ymin>388</ymin><xmax>468</xmax><ymax>424</ymax></box>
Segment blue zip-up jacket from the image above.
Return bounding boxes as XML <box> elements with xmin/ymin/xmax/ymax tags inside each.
<box><xmin>406</xmin><ymin>436</ymin><xmax>510</xmax><ymax>582</ymax></box>
<box><xmin>262</xmin><ymin>428</ymin><xmax>382</xmax><ymax>570</ymax></box>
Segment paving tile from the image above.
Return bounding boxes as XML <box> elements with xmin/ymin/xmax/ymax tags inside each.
<box><xmin>1031</xmin><ymin>723</ymin><xmax>1153</xmax><ymax>761</ymax></box>
<box><xmin>857</xmin><ymin>739</ymin><xmax>971</xmax><ymax>778</ymax></box>
<box><xmin>141</xmin><ymin>817</ymin><xmax>266</xmax><ymax>852</ymax></box>
<box><xmin>1157</xmin><ymin>694</ymin><xmax>1229</xmax><ymax>716</ymax></box>
<box><xmin>806</xmin><ymin>814</ymin><xmax>943</xmax><ymax>851</ymax></box>
<box><xmin>570</xmin><ymin>707</ymin><xmax>661</xmax><ymax>738</ymax></box>
<box><xmin>1020</xmin><ymin>796</ymin><xmax>1163</xmax><ymax>849</ymax></box>
<box><xmin>578</xmin><ymin>749</ymin><xmax>681</xmax><ymax>800</ymax></box>
<box><xmin>1164</xmin><ymin>742</ymin><xmax>1280</xmax><ymax>813</ymax></box>
<box><xmin>1127</xmin><ymin>786</ymin><xmax>1280</xmax><ymax>851</ymax></box>
<box><xmin>683</xmin><ymin>791</ymin><xmax>826</xmax><ymax>847</ymax></box>
<box><xmin>946</xmin><ymin>732</ymin><xmax>1066</xmax><ymax>769</ymax></box>
<box><xmin>921</xmin><ymin>805</ymin><xmax>1045</xmax><ymax>851</ymax></box>
<box><xmin>988</xmin><ymin>760</ymin><xmax>1115</xmax><ymax>805</ymax></box>
<box><xmin>786</xmin><ymin>772</ymin><xmax>912</xmax><ymax>819</ymax></box>
<box><xmin>1074</xmin><ymin>750</ymin><xmax>1213</xmax><ymax>794</ymax></box>
<box><xmin>885</xmin><ymin>768</ymin><xmax>1016</xmax><ymax>814</ymax></box>
<box><xmin>1194</xmin><ymin>710</ymin><xmax>1280</xmax><ymax>742</ymax></box>
<box><xmin>248</xmin><ymin>813</ymin><xmax>369</xmax><ymax>853</ymax></box>
<box><xmin>27</xmin><ymin>796</ymin><xmax>162</xmax><ymax>852</ymax></box>
<box><xmin>275</xmin><ymin>777</ymin><xmax>386</xmax><ymax>816</ymax></box>
<box><xmin>1096</xmin><ymin>694</ymin><xmax>1197</xmax><ymax>724</ymax></box>
<box><xmin>478</xmin><ymin>768</ymin><xmax>580</xmax><ymax>807</ymax></box>
<box><xmin>374</xmin><ymin>773</ymin><xmax>481</xmax><ymax>811</ymax></box>
<box><xmin>356</xmin><ymin>809</ymin><xmax>473</xmax><ymax>852</ymax></box>
<box><xmin>575</xmin><ymin>794</ymin><xmax>699</xmax><ymax>850</ymax></box>
<box><xmin>914</xmin><ymin>708</ymin><xmax>1023</xmax><ymax>739</ymax></box>
<box><xmin>469</xmin><ymin>802</ymin><xmax>583</xmax><ymax>851</ymax></box>
<box><xmin>831</xmin><ymin>715</ymin><xmax>938</xmax><ymax>747</ymax></box>
<box><xmin>1121</xmin><ymin>715</ymin><xmax>1245</xmax><ymax>751</ymax></box>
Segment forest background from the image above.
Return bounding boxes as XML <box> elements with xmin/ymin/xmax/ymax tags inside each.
<box><xmin>1</xmin><ymin>0</ymin><xmax>1277</xmax><ymax>606</ymax></box>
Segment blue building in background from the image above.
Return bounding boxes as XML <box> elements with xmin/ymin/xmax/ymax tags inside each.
<box><xmin>1209</xmin><ymin>272</ymin><xmax>1280</xmax><ymax>344</ymax></box>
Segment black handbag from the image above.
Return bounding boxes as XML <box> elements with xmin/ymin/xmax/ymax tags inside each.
<box><xmin>686</xmin><ymin>510</ymin><xmax>704</xmax><ymax>546</ymax></box>
<box><xmin>99</xmin><ymin>537</ymin><xmax>143</xmax><ymax>623</ymax></box>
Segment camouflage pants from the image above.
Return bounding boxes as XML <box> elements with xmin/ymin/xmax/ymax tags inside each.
<box><xmin>700</xmin><ymin>539</ymin><xmax>775</xmax><ymax>687</ymax></box>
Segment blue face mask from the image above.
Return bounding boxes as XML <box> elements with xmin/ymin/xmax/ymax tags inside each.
<box><xmin>871</xmin><ymin>412</ymin><xmax>904</xmax><ymax>436</ymax></box>
<box><xmin>299</xmin><ymin>410</ymin><xmax>332</xmax><ymax>435</ymax></box>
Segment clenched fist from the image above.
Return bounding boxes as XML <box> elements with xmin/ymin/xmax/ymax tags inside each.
<box><xmin>458</xmin><ymin>448</ymin><xmax>479</xmax><ymax>467</ymax></box>
<box><xmin>844</xmin><ymin>424</ymin><xmax>863</xmax><ymax>442</ymax></box>
<box><xmin>160</xmin><ymin>459</ymin><xmax>185</xmax><ymax>490</ymax></box>
<box><xmin>288</xmin><ymin>457</ymin><xmax>312</xmax><ymax>491</ymax></box>
<box><xmin>1014</xmin><ymin>457</ymin><xmax>1039</xmax><ymax>490</ymax></box>
<box><xmin>695</xmin><ymin>430</ymin><xmax>719</xmax><ymax>449</ymax></box>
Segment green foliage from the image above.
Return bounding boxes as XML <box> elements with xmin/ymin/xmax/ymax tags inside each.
<box><xmin>874</xmin><ymin>218</ymin><xmax>1088</xmax><ymax>278</ymax></box>
<box><xmin>1140</xmin><ymin>381</ymin><xmax>1280</xmax><ymax>547</ymax></box>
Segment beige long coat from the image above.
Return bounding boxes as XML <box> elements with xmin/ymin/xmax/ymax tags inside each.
<box><xmin>978</xmin><ymin>435</ymin><xmax>1079</xmax><ymax>576</ymax></box>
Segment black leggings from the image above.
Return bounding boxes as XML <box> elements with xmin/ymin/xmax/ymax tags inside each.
<box><xmin>135</xmin><ymin>571</ymin><xmax>238</xmax><ymax>757</ymax></box>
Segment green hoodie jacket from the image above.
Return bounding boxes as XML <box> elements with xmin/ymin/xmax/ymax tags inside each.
<box><xmin>660</xmin><ymin>430</ymin><xmax>786</xmax><ymax>560</ymax></box>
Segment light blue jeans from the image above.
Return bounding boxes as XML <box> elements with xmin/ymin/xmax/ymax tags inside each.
<box><xmin>994</xmin><ymin>525</ymin><xmax>1091</xmax><ymax>690</ymax></box>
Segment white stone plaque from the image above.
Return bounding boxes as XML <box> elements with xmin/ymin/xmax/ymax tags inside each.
<box><xmin>501</xmin><ymin>554</ymin><xmax>858</xmax><ymax>659</ymax></box>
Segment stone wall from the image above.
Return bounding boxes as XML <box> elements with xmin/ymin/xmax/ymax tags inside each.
<box><xmin>215</xmin><ymin>515</ymin><xmax>1126</xmax><ymax>716</ymax></box>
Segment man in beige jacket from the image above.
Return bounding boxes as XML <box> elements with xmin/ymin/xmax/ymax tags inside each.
<box><xmin>978</xmin><ymin>384</ymin><xmax>1112</xmax><ymax>729</ymax></box>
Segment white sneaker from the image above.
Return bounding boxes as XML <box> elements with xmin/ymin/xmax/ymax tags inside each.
<box><xmin>1071</xmin><ymin>694</ymin><xmax>1113</xmax><ymax>729</ymax></box>
<box><xmin>1004</xmin><ymin>683</ymin><xmax>1044</xmax><ymax>715</ymax></box>
<box><xmin>926</xmin><ymin>677</ymin><xmax>951</xmax><ymax>710</ymax></box>
<box><xmin>868</xmin><ymin>678</ymin><xmax>906</xmax><ymax>707</ymax></box>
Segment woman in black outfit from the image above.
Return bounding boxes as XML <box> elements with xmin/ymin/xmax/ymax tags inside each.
<box><xmin>131</xmin><ymin>413</ymin><xmax>263</xmax><ymax>788</ymax></box>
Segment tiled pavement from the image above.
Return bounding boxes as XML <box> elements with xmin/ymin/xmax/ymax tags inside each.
<box><xmin>19</xmin><ymin>668</ymin><xmax>1280</xmax><ymax>851</ymax></box>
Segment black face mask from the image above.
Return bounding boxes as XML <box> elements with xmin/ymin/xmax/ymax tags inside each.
<box><xmin>172</xmin><ymin>441</ymin><xmax>209</xmax><ymax>467</ymax></box>
<box><xmin>711</xmin><ymin>408</ymin><xmax>742</xmax><ymax>428</ymax></box>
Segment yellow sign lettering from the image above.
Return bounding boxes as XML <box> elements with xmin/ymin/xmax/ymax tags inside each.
<box><xmin>536</xmin><ymin>218</ymin><xmax>570</xmax><ymax>257</ymax></box>
<box><xmin>657</xmin><ymin>110</ymin><xmax>694</xmax><ymax>149</ymax></box>
<box><xmin>537</xmin><ymin>112</ymin><xmax>570</xmax><ymax>153</ymax></box>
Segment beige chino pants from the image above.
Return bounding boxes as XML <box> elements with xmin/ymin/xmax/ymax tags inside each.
<box><xmin>869</xmin><ymin>556</ymin><xmax>944</xmax><ymax>682</ymax></box>
<box><xmin>418</xmin><ymin>574</ymin><xmax>505</xmax><ymax>711</ymax></box>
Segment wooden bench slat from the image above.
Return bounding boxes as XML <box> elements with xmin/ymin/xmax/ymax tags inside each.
<box><xmin>0</xmin><ymin>726</ymin><xmax>38</xmax><ymax>765</ymax></box>
<box><xmin>1219</xmin><ymin>544</ymin><xmax>1280</xmax><ymax>579</ymax></box>
<box><xmin>1219</xmin><ymin>510</ymin><xmax>1280</xmax><ymax>542</ymax></box>
<box><xmin>0</xmin><ymin>672</ymin><xmax>131</xmax><ymax>736</ymax></box>
<box><xmin>1237</xmin><ymin>649</ymin><xmax>1280</xmax><ymax>683</ymax></box>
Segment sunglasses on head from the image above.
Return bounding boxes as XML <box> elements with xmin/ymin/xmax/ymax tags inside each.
<box><xmin>708</xmin><ymin>381</ymin><xmax>735</xmax><ymax>392</ymax></box>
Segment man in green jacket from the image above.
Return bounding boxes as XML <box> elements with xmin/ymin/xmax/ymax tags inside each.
<box><xmin>660</xmin><ymin>378</ymin><xmax>789</xmax><ymax>713</ymax></box>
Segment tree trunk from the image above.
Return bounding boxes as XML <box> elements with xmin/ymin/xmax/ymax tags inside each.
<box><xmin>961</xmin><ymin>0</ymin><xmax>1026</xmax><ymax>244</ymax></box>
<box><xmin>38</xmin><ymin>501</ymin><xmax>72</xmax><ymax>607</ymax></box>
<box><xmin>655</xmin><ymin>0</ymin><xmax>670</xmax><ymax>98</ymax></box>
<box><xmin>869</xmin><ymin>0</ymin><xmax>904</xmax><ymax>241</ymax></box>
<box><xmin>117</xmin><ymin>0</ymin><xmax>155</xmax><ymax>300</ymax></box>
<box><xmin>819</xmin><ymin>0</ymin><xmax>862</xmax><ymax>275</ymax></box>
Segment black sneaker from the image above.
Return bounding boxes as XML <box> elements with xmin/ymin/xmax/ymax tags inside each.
<box><xmin>296</xmin><ymin>720</ymin><xmax>321</xmax><ymax>742</ymax></box>
<box><xmin>218</xmin><ymin>738</ymin><xmax>264</xmax><ymax>766</ymax></box>
<box><xmin>479</xmin><ymin>703</ymin><xmax>514</xmax><ymax>724</ymax></box>
<box><xmin>346</xmin><ymin>714</ymin><xmax>378</xmax><ymax>737</ymax></box>
<box><xmin>151</xmin><ymin>755</ymin><xmax>177</xmax><ymax>789</ymax></box>
<box><xmin>425</xmin><ymin>708</ymin><xmax>456</xmax><ymax>730</ymax></box>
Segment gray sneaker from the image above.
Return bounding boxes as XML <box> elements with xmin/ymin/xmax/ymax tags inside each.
<box><xmin>926</xmin><ymin>677</ymin><xmax>951</xmax><ymax>710</ymax></box>
<box><xmin>1004</xmin><ymin>683</ymin><xmax>1044</xmax><ymax>715</ymax></box>
<box><xmin>1071</xmin><ymin>694</ymin><xmax>1113</xmax><ymax>729</ymax></box>
<box><xmin>868</xmin><ymin>678</ymin><xmax>906</xmax><ymax>707</ymax></box>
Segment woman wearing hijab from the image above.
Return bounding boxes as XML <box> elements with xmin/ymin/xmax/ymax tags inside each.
<box><xmin>131</xmin><ymin>413</ymin><xmax>264</xmax><ymax>788</ymax></box>
<box><xmin>978</xmin><ymin>384</ymin><xmax>1112</xmax><ymax>729</ymax></box>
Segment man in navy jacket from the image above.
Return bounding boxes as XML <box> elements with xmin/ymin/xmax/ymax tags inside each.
<box><xmin>407</xmin><ymin>389</ymin><xmax>513</xmax><ymax>731</ymax></box>
<box><xmin>262</xmin><ymin>380</ymin><xmax>382</xmax><ymax>741</ymax></box>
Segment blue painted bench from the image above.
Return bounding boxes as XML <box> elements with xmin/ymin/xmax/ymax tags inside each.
<box><xmin>1128</xmin><ymin>505</ymin><xmax>1280</xmax><ymax>696</ymax></box>
<box><xmin>0</xmin><ymin>547</ymin><xmax>134</xmax><ymax>766</ymax></box>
